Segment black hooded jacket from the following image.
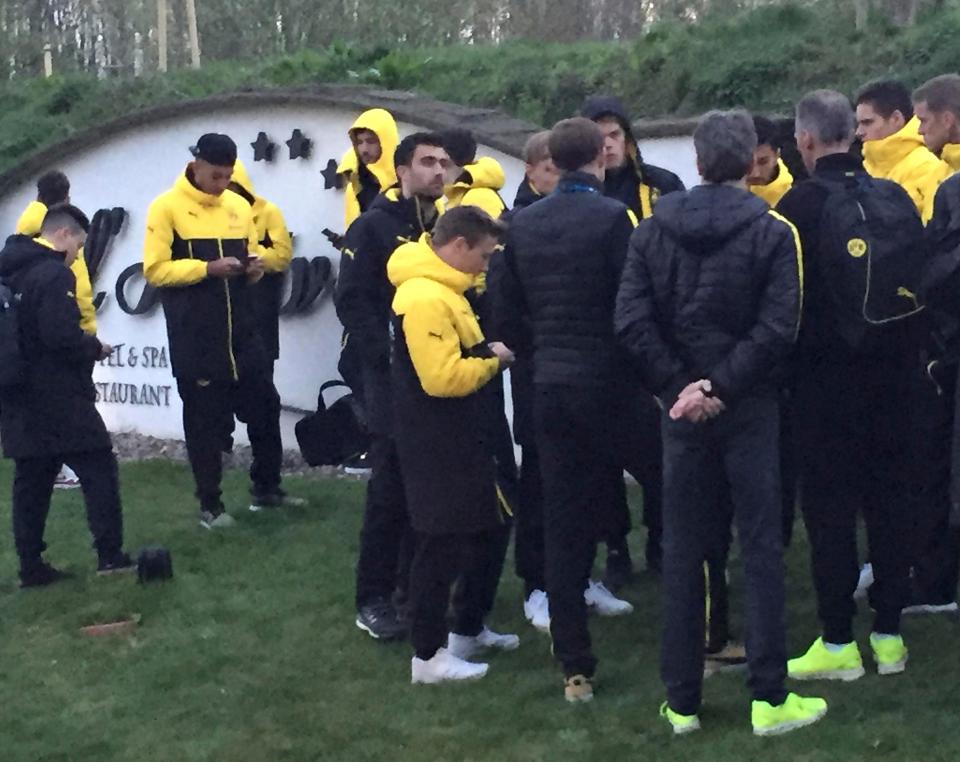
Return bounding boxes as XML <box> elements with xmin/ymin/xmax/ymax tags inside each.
<box><xmin>581</xmin><ymin>95</ymin><xmax>686</xmax><ymax>218</ymax></box>
<box><xmin>614</xmin><ymin>184</ymin><xmax>802</xmax><ymax>405</ymax></box>
<box><xmin>0</xmin><ymin>235</ymin><xmax>110</xmax><ymax>458</ymax></box>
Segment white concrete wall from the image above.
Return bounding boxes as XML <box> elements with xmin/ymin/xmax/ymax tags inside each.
<box><xmin>0</xmin><ymin>106</ymin><xmax>698</xmax><ymax>449</ymax></box>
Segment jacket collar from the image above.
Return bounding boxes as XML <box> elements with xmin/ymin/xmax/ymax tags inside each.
<box><xmin>813</xmin><ymin>152</ymin><xmax>864</xmax><ymax>177</ymax></box>
<box><xmin>942</xmin><ymin>143</ymin><xmax>960</xmax><ymax>172</ymax></box>
<box><xmin>862</xmin><ymin>117</ymin><xmax>929</xmax><ymax>177</ymax></box>
<box><xmin>176</xmin><ymin>167</ymin><xmax>225</xmax><ymax>207</ymax></box>
<box><xmin>558</xmin><ymin>171</ymin><xmax>603</xmax><ymax>193</ymax></box>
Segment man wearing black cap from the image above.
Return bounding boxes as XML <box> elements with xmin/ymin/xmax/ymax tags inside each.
<box><xmin>144</xmin><ymin>133</ymin><xmax>288</xmax><ymax>528</ymax></box>
<box><xmin>581</xmin><ymin>95</ymin><xmax>686</xmax><ymax>582</ymax></box>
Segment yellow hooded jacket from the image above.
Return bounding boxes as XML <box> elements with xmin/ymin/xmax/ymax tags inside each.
<box><xmin>749</xmin><ymin>158</ymin><xmax>794</xmax><ymax>208</ymax></box>
<box><xmin>229</xmin><ymin>160</ymin><xmax>293</xmax><ymax>273</ymax></box>
<box><xmin>941</xmin><ymin>144</ymin><xmax>960</xmax><ymax>173</ymax></box>
<box><xmin>444</xmin><ymin>157</ymin><xmax>507</xmax><ymax>219</ymax></box>
<box><xmin>15</xmin><ymin>199</ymin><xmax>97</xmax><ymax>335</ymax></box>
<box><xmin>389</xmin><ymin>235</ymin><xmax>499</xmax><ymax>398</ymax></box>
<box><xmin>337</xmin><ymin>109</ymin><xmax>400</xmax><ymax>230</ymax></box>
<box><xmin>863</xmin><ymin>117</ymin><xmax>952</xmax><ymax>222</ymax></box>
<box><xmin>143</xmin><ymin>169</ymin><xmax>259</xmax><ymax>381</ymax></box>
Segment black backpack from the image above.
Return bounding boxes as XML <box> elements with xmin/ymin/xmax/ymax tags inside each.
<box><xmin>294</xmin><ymin>380</ymin><xmax>369</xmax><ymax>467</ymax></box>
<box><xmin>0</xmin><ymin>278</ymin><xmax>25</xmax><ymax>388</ymax></box>
<box><xmin>814</xmin><ymin>172</ymin><xmax>926</xmax><ymax>350</ymax></box>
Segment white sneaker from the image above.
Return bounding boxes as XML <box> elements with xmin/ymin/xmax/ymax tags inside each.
<box><xmin>411</xmin><ymin>647</ymin><xmax>489</xmax><ymax>684</ymax></box>
<box><xmin>523</xmin><ymin>590</ymin><xmax>551</xmax><ymax>633</ymax></box>
<box><xmin>447</xmin><ymin>627</ymin><xmax>520</xmax><ymax>659</ymax></box>
<box><xmin>853</xmin><ymin>563</ymin><xmax>874</xmax><ymax>600</ymax></box>
<box><xmin>54</xmin><ymin>465</ymin><xmax>80</xmax><ymax>490</ymax></box>
<box><xmin>585</xmin><ymin>579</ymin><xmax>634</xmax><ymax>616</ymax></box>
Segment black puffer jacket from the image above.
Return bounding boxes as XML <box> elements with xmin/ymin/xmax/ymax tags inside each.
<box><xmin>0</xmin><ymin>235</ymin><xmax>109</xmax><ymax>458</ymax></box>
<box><xmin>614</xmin><ymin>184</ymin><xmax>802</xmax><ymax>404</ymax></box>
<box><xmin>334</xmin><ymin>189</ymin><xmax>438</xmax><ymax>434</ymax></box>
<box><xmin>492</xmin><ymin>171</ymin><xmax>635</xmax><ymax>388</ymax></box>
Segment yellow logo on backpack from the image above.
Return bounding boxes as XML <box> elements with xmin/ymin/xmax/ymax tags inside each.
<box><xmin>847</xmin><ymin>238</ymin><xmax>868</xmax><ymax>258</ymax></box>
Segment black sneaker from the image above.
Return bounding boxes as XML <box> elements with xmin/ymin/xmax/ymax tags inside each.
<box><xmin>356</xmin><ymin>598</ymin><xmax>408</xmax><ymax>641</ymax></box>
<box><xmin>603</xmin><ymin>546</ymin><xmax>634</xmax><ymax>592</ymax></box>
<box><xmin>343</xmin><ymin>452</ymin><xmax>372</xmax><ymax>476</ymax></box>
<box><xmin>199</xmin><ymin>507</ymin><xmax>236</xmax><ymax>529</ymax></box>
<box><xmin>97</xmin><ymin>551</ymin><xmax>136</xmax><ymax>576</ymax></box>
<box><xmin>19</xmin><ymin>561</ymin><xmax>71</xmax><ymax>589</ymax></box>
<box><xmin>249</xmin><ymin>488</ymin><xmax>308</xmax><ymax>513</ymax></box>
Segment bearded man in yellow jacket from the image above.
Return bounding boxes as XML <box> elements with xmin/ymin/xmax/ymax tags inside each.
<box><xmin>856</xmin><ymin>80</ymin><xmax>951</xmax><ymax>222</ymax></box>
<box><xmin>748</xmin><ymin>115</ymin><xmax>794</xmax><ymax>208</ymax></box>
<box><xmin>389</xmin><ymin>206</ymin><xmax>519</xmax><ymax>685</ymax></box>
<box><xmin>337</xmin><ymin>108</ymin><xmax>400</xmax><ymax>230</ymax></box>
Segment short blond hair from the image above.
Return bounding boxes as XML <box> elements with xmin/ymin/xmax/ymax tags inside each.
<box><xmin>522</xmin><ymin>130</ymin><xmax>552</xmax><ymax>165</ymax></box>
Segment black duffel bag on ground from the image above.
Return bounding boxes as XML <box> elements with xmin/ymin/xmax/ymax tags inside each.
<box><xmin>295</xmin><ymin>380</ymin><xmax>369</xmax><ymax>467</ymax></box>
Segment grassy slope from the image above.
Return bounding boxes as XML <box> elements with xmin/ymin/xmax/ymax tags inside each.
<box><xmin>4</xmin><ymin>3</ymin><xmax>960</xmax><ymax>174</ymax></box>
<box><xmin>0</xmin><ymin>460</ymin><xmax>957</xmax><ymax>761</ymax></box>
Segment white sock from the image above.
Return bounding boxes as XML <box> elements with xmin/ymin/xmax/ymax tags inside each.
<box><xmin>823</xmin><ymin>641</ymin><xmax>852</xmax><ymax>653</ymax></box>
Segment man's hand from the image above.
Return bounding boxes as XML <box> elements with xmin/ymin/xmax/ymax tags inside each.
<box><xmin>207</xmin><ymin>257</ymin><xmax>245</xmax><ymax>279</ymax></box>
<box><xmin>669</xmin><ymin>379</ymin><xmax>725</xmax><ymax>423</ymax></box>
<box><xmin>98</xmin><ymin>342</ymin><xmax>113</xmax><ymax>361</ymax></box>
<box><xmin>488</xmin><ymin>341</ymin><xmax>515</xmax><ymax>368</ymax></box>
<box><xmin>246</xmin><ymin>255</ymin><xmax>265</xmax><ymax>284</ymax></box>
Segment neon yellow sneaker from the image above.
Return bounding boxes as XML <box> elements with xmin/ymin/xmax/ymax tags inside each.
<box><xmin>659</xmin><ymin>702</ymin><xmax>701</xmax><ymax>735</ymax></box>
<box><xmin>752</xmin><ymin>693</ymin><xmax>828</xmax><ymax>736</ymax></box>
<box><xmin>870</xmin><ymin>633</ymin><xmax>908</xmax><ymax>675</ymax></box>
<box><xmin>787</xmin><ymin>637</ymin><xmax>865</xmax><ymax>681</ymax></box>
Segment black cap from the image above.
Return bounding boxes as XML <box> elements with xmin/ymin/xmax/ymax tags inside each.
<box><xmin>190</xmin><ymin>133</ymin><xmax>237</xmax><ymax>167</ymax></box>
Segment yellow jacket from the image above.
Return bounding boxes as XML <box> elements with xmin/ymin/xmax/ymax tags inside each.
<box><xmin>389</xmin><ymin>235</ymin><xmax>499</xmax><ymax>398</ymax></box>
<box><xmin>337</xmin><ymin>109</ymin><xmax>400</xmax><ymax>229</ymax></box>
<box><xmin>229</xmin><ymin>160</ymin><xmax>293</xmax><ymax>273</ymax></box>
<box><xmin>444</xmin><ymin>157</ymin><xmax>507</xmax><ymax>218</ymax></box>
<box><xmin>749</xmin><ymin>158</ymin><xmax>793</xmax><ymax>208</ymax></box>
<box><xmin>941</xmin><ymin>144</ymin><xmax>960</xmax><ymax>173</ymax></box>
<box><xmin>15</xmin><ymin>199</ymin><xmax>97</xmax><ymax>335</ymax></box>
<box><xmin>863</xmin><ymin>117</ymin><xmax>952</xmax><ymax>222</ymax></box>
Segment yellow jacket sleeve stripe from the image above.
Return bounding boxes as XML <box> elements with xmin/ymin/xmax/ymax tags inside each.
<box><xmin>401</xmin><ymin>299</ymin><xmax>499</xmax><ymax>398</ymax></box>
<box><xmin>143</xmin><ymin>197</ymin><xmax>207</xmax><ymax>287</ymax></box>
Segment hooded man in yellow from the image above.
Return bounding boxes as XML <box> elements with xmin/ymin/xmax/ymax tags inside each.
<box><xmin>15</xmin><ymin>170</ymin><xmax>96</xmax><ymax>336</ymax></box>
<box><xmin>856</xmin><ymin>80</ymin><xmax>951</xmax><ymax>222</ymax></box>
<box><xmin>748</xmin><ymin>116</ymin><xmax>794</xmax><ymax>208</ymax></box>
<box><xmin>338</xmin><ymin>108</ymin><xmax>400</xmax><ymax>230</ymax></box>
<box><xmin>388</xmin><ymin>206</ymin><xmax>519</xmax><ymax>685</ymax></box>
<box><xmin>440</xmin><ymin>128</ymin><xmax>507</xmax><ymax>219</ymax></box>
<box><xmin>228</xmin><ymin>159</ymin><xmax>293</xmax><ymax>362</ymax></box>
<box><xmin>914</xmin><ymin>74</ymin><xmax>960</xmax><ymax>175</ymax></box>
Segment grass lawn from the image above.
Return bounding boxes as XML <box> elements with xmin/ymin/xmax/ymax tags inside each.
<box><xmin>0</xmin><ymin>459</ymin><xmax>957</xmax><ymax>762</ymax></box>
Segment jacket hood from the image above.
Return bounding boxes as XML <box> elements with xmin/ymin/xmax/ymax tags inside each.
<box><xmin>230</xmin><ymin>159</ymin><xmax>257</xmax><ymax>200</ymax></box>
<box><xmin>451</xmin><ymin>157</ymin><xmax>506</xmax><ymax>192</ymax></box>
<box><xmin>942</xmin><ymin>143</ymin><xmax>960</xmax><ymax>172</ymax></box>
<box><xmin>176</xmin><ymin>168</ymin><xmax>226</xmax><ymax>207</ymax></box>
<box><xmin>862</xmin><ymin>117</ymin><xmax>932</xmax><ymax>177</ymax></box>
<box><xmin>387</xmin><ymin>235</ymin><xmax>475</xmax><ymax>295</ymax></box>
<box><xmin>337</xmin><ymin>108</ymin><xmax>400</xmax><ymax>190</ymax></box>
<box><xmin>0</xmin><ymin>234</ymin><xmax>63</xmax><ymax>282</ymax></box>
<box><xmin>581</xmin><ymin>95</ymin><xmax>632</xmax><ymax>127</ymax></box>
<box><xmin>653</xmin><ymin>184</ymin><xmax>769</xmax><ymax>251</ymax></box>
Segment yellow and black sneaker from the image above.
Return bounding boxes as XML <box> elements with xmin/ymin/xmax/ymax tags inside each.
<box><xmin>564</xmin><ymin>674</ymin><xmax>594</xmax><ymax>703</ymax></box>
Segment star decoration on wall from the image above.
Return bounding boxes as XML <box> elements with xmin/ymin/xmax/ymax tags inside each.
<box><xmin>251</xmin><ymin>132</ymin><xmax>276</xmax><ymax>162</ymax></box>
<box><xmin>286</xmin><ymin>129</ymin><xmax>312</xmax><ymax>160</ymax></box>
<box><xmin>320</xmin><ymin>158</ymin><xmax>344</xmax><ymax>190</ymax></box>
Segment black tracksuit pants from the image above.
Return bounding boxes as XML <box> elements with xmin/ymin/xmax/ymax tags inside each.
<box><xmin>515</xmin><ymin>444</ymin><xmax>547</xmax><ymax>596</ymax></box>
<box><xmin>906</xmin><ymin>363</ymin><xmax>960</xmax><ymax>603</ymax></box>
<box><xmin>410</xmin><ymin>524</ymin><xmax>511</xmax><ymax>660</ymax></box>
<box><xmin>13</xmin><ymin>448</ymin><xmax>124</xmax><ymax>569</ymax></box>
<box><xmin>535</xmin><ymin>384</ymin><xmax>621</xmax><ymax>678</ymax></box>
<box><xmin>616</xmin><ymin>393</ymin><xmax>664</xmax><ymax>565</ymax></box>
<box><xmin>177</xmin><ymin>366</ymin><xmax>283</xmax><ymax>511</ymax></box>
<box><xmin>796</xmin><ymin>358</ymin><xmax>912</xmax><ymax>643</ymax></box>
<box><xmin>661</xmin><ymin>396</ymin><xmax>788</xmax><ymax>716</ymax></box>
<box><xmin>354</xmin><ymin>434</ymin><xmax>414</xmax><ymax>609</ymax></box>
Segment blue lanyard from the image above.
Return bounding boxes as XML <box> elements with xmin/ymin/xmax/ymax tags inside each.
<box><xmin>560</xmin><ymin>182</ymin><xmax>600</xmax><ymax>195</ymax></box>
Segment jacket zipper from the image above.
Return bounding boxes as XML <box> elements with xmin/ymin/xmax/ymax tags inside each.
<box><xmin>218</xmin><ymin>239</ymin><xmax>239</xmax><ymax>381</ymax></box>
